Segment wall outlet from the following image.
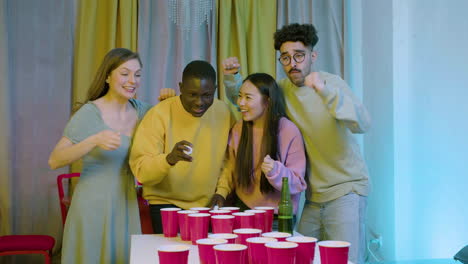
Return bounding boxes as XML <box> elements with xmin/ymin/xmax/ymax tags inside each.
<box><xmin>377</xmin><ymin>235</ymin><xmax>383</xmax><ymax>248</ymax></box>
<box><xmin>370</xmin><ymin>235</ymin><xmax>383</xmax><ymax>249</ymax></box>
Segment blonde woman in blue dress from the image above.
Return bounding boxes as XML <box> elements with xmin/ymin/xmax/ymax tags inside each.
<box><xmin>49</xmin><ymin>48</ymin><xmax>152</xmax><ymax>264</ymax></box>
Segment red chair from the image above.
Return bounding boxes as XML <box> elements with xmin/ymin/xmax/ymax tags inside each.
<box><xmin>57</xmin><ymin>173</ymin><xmax>153</xmax><ymax>233</ymax></box>
<box><xmin>136</xmin><ymin>184</ymin><xmax>154</xmax><ymax>234</ymax></box>
<box><xmin>56</xmin><ymin>173</ymin><xmax>81</xmax><ymax>226</ymax></box>
<box><xmin>0</xmin><ymin>235</ymin><xmax>55</xmax><ymax>264</ymax></box>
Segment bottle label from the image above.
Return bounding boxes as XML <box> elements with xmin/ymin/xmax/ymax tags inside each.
<box><xmin>278</xmin><ymin>215</ymin><xmax>293</xmax><ymax>219</ymax></box>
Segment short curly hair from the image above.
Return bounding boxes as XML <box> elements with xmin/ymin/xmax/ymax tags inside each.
<box><xmin>274</xmin><ymin>23</ymin><xmax>319</xmax><ymax>50</ymax></box>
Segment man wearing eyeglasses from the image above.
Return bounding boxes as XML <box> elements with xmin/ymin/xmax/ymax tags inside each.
<box><xmin>222</xmin><ymin>23</ymin><xmax>371</xmax><ymax>264</ymax></box>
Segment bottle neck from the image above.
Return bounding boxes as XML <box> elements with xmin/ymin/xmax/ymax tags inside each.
<box><xmin>281</xmin><ymin>177</ymin><xmax>290</xmax><ymax>200</ymax></box>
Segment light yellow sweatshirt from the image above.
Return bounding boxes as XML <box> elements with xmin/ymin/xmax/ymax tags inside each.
<box><xmin>129</xmin><ymin>96</ymin><xmax>233</xmax><ymax>209</ymax></box>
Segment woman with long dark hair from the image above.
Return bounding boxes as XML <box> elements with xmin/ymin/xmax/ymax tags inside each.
<box><xmin>49</xmin><ymin>48</ymin><xmax>151</xmax><ymax>264</ymax></box>
<box><xmin>212</xmin><ymin>73</ymin><xmax>307</xmax><ymax>217</ymax></box>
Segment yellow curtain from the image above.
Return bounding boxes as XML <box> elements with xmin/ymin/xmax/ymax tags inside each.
<box><xmin>72</xmin><ymin>0</ymin><xmax>138</xmax><ymax>105</ymax></box>
<box><xmin>0</xmin><ymin>2</ymin><xmax>11</xmax><ymax>236</ymax></box>
<box><xmin>71</xmin><ymin>0</ymin><xmax>138</xmax><ymax>172</ymax></box>
<box><xmin>217</xmin><ymin>0</ymin><xmax>277</xmax><ymax>110</ymax></box>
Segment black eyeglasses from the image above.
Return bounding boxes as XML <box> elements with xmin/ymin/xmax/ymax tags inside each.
<box><xmin>278</xmin><ymin>52</ymin><xmax>306</xmax><ymax>66</ymax></box>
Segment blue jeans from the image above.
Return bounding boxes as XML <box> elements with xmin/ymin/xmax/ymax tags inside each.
<box><xmin>297</xmin><ymin>192</ymin><xmax>367</xmax><ymax>264</ymax></box>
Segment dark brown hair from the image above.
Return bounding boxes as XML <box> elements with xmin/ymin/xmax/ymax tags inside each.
<box><xmin>235</xmin><ymin>73</ymin><xmax>287</xmax><ymax>194</ymax></box>
<box><xmin>274</xmin><ymin>23</ymin><xmax>319</xmax><ymax>50</ymax></box>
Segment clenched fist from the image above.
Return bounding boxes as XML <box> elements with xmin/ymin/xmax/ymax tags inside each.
<box><xmin>261</xmin><ymin>155</ymin><xmax>276</xmax><ymax>176</ymax></box>
<box><xmin>304</xmin><ymin>72</ymin><xmax>325</xmax><ymax>93</ymax></box>
<box><xmin>222</xmin><ymin>57</ymin><xmax>241</xmax><ymax>75</ymax></box>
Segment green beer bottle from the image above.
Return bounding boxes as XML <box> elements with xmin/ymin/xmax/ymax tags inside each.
<box><xmin>278</xmin><ymin>177</ymin><xmax>293</xmax><ymax>234</ymax></box>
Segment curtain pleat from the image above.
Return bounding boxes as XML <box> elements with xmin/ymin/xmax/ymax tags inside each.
<box><xmin>276</xmin><ymin>0</ymin><xmax>314</xmax><ymax>80</ymax></box>
<box><xmin>311</xmin><ymin>0</ymin><xmax>344</xmax><ymax>77</ymax></box>
<box><xmin>72</xmin><ymin>0</ymin><xmax>138</xmax><ymax>106</ymax></box>
<box><xmin>137</xmin><ymin>0</ymin><xmax>217</xmax><ymax>105</ymax></box>
<box><xmin>0</xmin><ymin>0</ymin><xmax>76</xmax><ymax>262</ymax></box>
<box><xmin>276</xmin><ymin>0</ymin><xmax>343</xmax><ymax>79</ymax></box>
<box><xmin>0</xmin><ymin>0</ymin><xmax>12</xmax><ymax>239</ymax></box>
<box><xmin>217</xmin><ymin>0</ymin><xmax>277</xmax><ymax>114</ymax></box>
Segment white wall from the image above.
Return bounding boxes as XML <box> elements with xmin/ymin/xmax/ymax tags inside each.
<box><xmin>394</xmin><ymin>0</ymin><xmax>468</xmax><ymax>260</ymax></box>
<box><xmin>360</xmin><ymin>0</ymin><xmax>396</xmax><ymax>261</ymax></box>
<box><xmin>358</xmin><ymin>0</ymin><xmax>468</xmax><ymax>261</ymax></box>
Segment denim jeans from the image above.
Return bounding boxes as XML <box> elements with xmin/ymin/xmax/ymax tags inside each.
<box><xmin>297</xmin><ymin>192</ymin><xmax>367</xmax><ymax>264</ymax></box>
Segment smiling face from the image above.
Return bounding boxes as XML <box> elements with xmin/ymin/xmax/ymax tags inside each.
<box><xmin>279</xmin><ymin>41</ymin><xmax>317</xmax><ymax>87</ymax></box>
<box><xmin>106</xmin><ymin>58</ymin><xmax>142</xmax><ymax>99</ymax></box>
<box><xmin>179</xmin><ymin>77</ymin><xmax>216</xmax><ymax>117</ymax></box>
<box><xmin>237</xmin><ymin>80</ymin><xmax>268</xmax><ymax>122</ymax></box>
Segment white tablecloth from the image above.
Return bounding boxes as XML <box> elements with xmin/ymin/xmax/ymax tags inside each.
<box><xmin>130</xmin><ymin>234</ymin><xmax>354</xmax><ymax>264</ymax></box>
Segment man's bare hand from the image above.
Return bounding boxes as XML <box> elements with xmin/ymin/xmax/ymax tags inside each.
<box><xmin>166</xmin><ymin>140</ymin><xmax>193</xmax><ymax>165</ymax></box>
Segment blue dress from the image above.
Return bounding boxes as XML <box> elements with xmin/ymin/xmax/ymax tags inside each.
<box><xmin>61</xmin><ymin>99</ymin><xmax>151</xmax><ymax>264</ymax></box>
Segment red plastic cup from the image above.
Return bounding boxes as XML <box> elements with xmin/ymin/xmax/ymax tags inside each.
<box><xmin>213</xmin><ymin>243</ymin><xmax>248</xmax><ymax>264</ymax></box>
<box><xmin>261</xmin><ymin>231</ymin><xmax>292</xmax><ymax>241</ymax></box>
<box><xmin>233</xmin><ymin>228</ymin><xmax>262</xmax><ymax>245</ymax></box>
<box><xmin>318</xmin><ymin>240</ymin><xmax>351</xmax><ymax>264</ymax></box>
<box><xmin>211</xmin><ymin>215</ymin><xmax>235</xmax><ymax>234</ymax></box>
<box><xmin>265</xmin><ymin>241</ymin><xmax>298</xmax><ymax>264</ymax></box>
<box><xmin>208</xmin><ymin>233</ymin><xmax>238</xmax><ymax>244</ymax></box>
<box><xmin>220</xmin><ymin>206</ymin><xmax>240</xmax><ymax>213</ymax></box>
<box><xmin>286</xmin><ymin>236</ymin><xmax>318</xmax><ymax>264</ymax></box>
<box><xmin>177</xmin><ymin>210</ymin><xmax>198</xmax><ymax>241</ymax></box>
<box><xmin>254</xmin><ymin>206</ymin><xmax>275</xmax><ymax>232</ymax></box>
<box><xmin>157</xmin><ymin>244</ymin><xmax>190</xmax><ymax>264</ymax></box>
<box><xmin>232</xmin><ymin>212</ymin><xmax>255</xmax><ymax>229</ymax></box>
<box><xmin>160</xmin><ymin>208</ymin><xmax>181</xmax><ymax>237</ymax></box>
<box><xmin>188</xmin><ymin>213</ymin><xmax>211</xmax><ymax>245</ymax></box>
<box><xmin>245</xmin><ymin>209</ymin><xmax>266</xmax><ymax>232</ymax></box>
<box><xmin>246</xmin><ymin>236</ymin><xmax>277</xmax><ymax>264</ymax></box>
<box><xmin>197</xmin><ymin>238</ymin><xmax>228</xmax><ymax>264</ymax></box>
<box><xmin>209</xmin><ymin>209</ymin><xmax>231</xmax><ymax>216</ymax></box>
<box><xmin>190</xmin><ymin>207</ymin><xmax>211</xmax><ymax>214</ymax></box>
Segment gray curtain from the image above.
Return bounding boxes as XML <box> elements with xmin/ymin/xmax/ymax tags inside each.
<box><xmin>276</xmin><ymin>0</ymin><xmax>344</xmax><ymax>80</ymax></box>
<box><xmin>0</xmin><ymin>0</ymin><xmax>76</xmax><ymax>263</ymax></box>
<box><xmin>137</xmin><ymin>0</ymin><xmax>217</xmax><ymax>104</ymax></box>
<box><xmin>276</xmin><ymin>0</ymin><xmax>345</xmax><ymax>232</ymax></box>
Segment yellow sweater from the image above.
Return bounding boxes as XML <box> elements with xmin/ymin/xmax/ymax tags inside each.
<box><xmin>129</xmin><ymin>96</ymin><xmax>233</xmax><ymax>209</ymax></box>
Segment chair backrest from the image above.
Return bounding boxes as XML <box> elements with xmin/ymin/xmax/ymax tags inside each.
<box><xmin>57</xmin><ymin>173</ymin><xmax>80</xmax><ymax>226</ymax></box>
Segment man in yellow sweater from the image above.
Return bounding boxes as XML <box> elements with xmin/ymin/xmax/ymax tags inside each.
<box><xmin>129</xmin><ymin>60</ymin><xmax>233</xmax><ymax>234</ymax></box>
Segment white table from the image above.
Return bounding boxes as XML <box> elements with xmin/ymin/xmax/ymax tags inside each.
<box><xmin>130</xmin><ymin>234</ymin><xmax>354</xmax><ymax>264</ymax></box>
